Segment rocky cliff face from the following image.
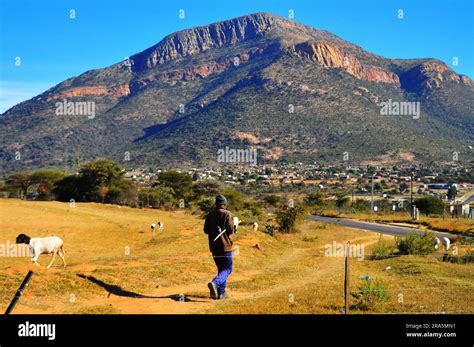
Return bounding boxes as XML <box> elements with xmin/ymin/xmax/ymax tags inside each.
<box><xmin>130</xmin><ymin>12</ymin><xmax>278</xmax><ymax>71</ymax></box>
<box><xmin>288</xmin><ymin>41</ymin><xmax>400</xmax><ymax>84</ymax></box>
<box><xmin>138</xmin><ymin>47</ymin><xmax>267</xmax><ymax>83</ymax></box>
<box><xmin>47</xmin><ymin>84</ymin><xmax>130</xmax><ymax>100</ymax></box>
<box><xmin>400</xmin><ymin>60</ymin><xmax>472</xmax><ymax>92</ymax></box>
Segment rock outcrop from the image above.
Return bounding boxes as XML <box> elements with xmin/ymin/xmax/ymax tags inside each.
<box><xmin>399</xmin><ymin>60</ymin><xmax>473</xmax><ymax>92</ymax></box>
<box><xmin>288</xmin><ymin>41</ymin><xmax>400</xmax><ymax>84</ymax></box>
<box><xmin>47</xmin><ymin>84</ymin><xmax>130</xmax><ymax>101</ymax></box>
<box><xmin>130</xmin><ymin>12</ymin><xmax>278</xmax><ymax>71</ymax></box>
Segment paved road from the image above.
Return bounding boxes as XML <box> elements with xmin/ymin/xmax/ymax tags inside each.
<box><xmin>459</xmin><ymin>191</ymin><xmax>474</xmax><ymax>204</ymax></box>
<box><xmin>309</xmin><ymin>215</ymin><xmax>454</xmax><ymax>239</ymax></box>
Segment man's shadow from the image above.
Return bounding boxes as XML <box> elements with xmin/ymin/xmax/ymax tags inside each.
<box><xmin>77</xmin><ymin>274</ymin><xmax>208</xmax><ymax>302</ymax></box>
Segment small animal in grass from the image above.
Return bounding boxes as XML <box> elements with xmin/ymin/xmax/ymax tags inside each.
<box><xmin>157</xmin><ymin>221</ymin><xmax>164</xmax><ymax>232</ymax></box>
<box><xmin>16</xmin><ymin>234</ymin><xmax>66</xmax><ymax>269</ymax></box>
<box><xmin>442</xmin><ymin>237</ymin><xmax>451</xmax><ymax>251</ymax></box>
<box><xmin>233</xmin><ymin>217</ymin><xmax>241</xmax><ymax>233</ymax></box>
<box><xmin>151</xmin><ymin>223</ymin><xmax>156</xmax><ymax>233</ymax></box>
<box><xmin>253</xmin><ymin>222</ymin><xmax>259</xmax><ymax>232</ymax></box>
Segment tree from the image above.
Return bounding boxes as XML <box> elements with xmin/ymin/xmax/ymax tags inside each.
<box><xmin>447</xmin><ymin>185</ymin><xmax>457</xmax><ymax>201</ymax></box>
<box><xmin>399</xmin><ymin>182</ymin><xmax>409</xmax><ymax>192</ymax></box>
<box><xmin>155</xmin><ymin>171</ymin><xmax>193</xmax><ymax>200</ymax></box>
<box><xmin>139</xmin><ymin>186</ymin><xmax>175</xmax><ymax>209</ymax></box>
<box><xmin>79</xmin><ymin>158</ymin><xmax>125</xmax><ymax>202</ymax></box>
<box><xmin>191</xmin><ymin>180</ymin><xmax>220</xmax><ymax>200</ymax></box>
<box><xmin>30</xmin><ymin>169</ymin><xmax>66</xmax><ymax>200</ymax></box>
<box><xmin>54</xmin><ymin>159</ymin><xmax>126</xmax><ymax>203</ymax></box>
<box><xmin>264</xmin><ymin>194</ymin><xmax>281</xmax><ymax>207</ymax></box>
<box><xmin>367</xmin><ymin>166</ymin><xmax>376</xmax><ymax>175</ymax></box>
<box><xmin>52</xmin><ymin>175</ymin><xmax>82</xmax><ymax>201</ymax></box>
<box><xmin>415</xmin><ymin>196</ymin><xmax>445</xmax><ymax>215</ymax></box>
<box><xmin>264</xmin><ymin>167</ymin><xmax>273</xmax><ymax>176</ymax></box>
<box><xmin>374</xmin><ymin>183</ymin><xmax>382</xmax><ymax>192</ymax></box>
<box><xmin>5</xmin><ymin>172</ymin><xmax>32</xmax><ymax>198</ymax></box>
<box><xmin>98</xmin><ymin>186</ymin><xmax>109</xmax><ymax>203</ymax></box>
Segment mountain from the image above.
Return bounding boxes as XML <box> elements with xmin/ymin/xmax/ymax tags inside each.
<box><xmin>1</xmin><ymin>12</ymin><xmax>473</xmax><ymax>172</ymax></box>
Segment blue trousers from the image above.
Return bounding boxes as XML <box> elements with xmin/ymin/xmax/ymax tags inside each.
<box><xmin>212</xmin><ymin>251</ymin><xmax>233</xmax><ymax>295</ymax></box>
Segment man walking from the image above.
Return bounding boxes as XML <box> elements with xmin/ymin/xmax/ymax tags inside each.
<box><xmin>204</xmin><ymin>195</ymin><xmax>235</xmax><ymax>300</ymax></box>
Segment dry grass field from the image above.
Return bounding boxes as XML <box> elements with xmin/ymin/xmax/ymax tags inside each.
<box><xmin>0</xmin><ymin>199</ymin><xmax>472</xmax><ymax>314</ymax></box>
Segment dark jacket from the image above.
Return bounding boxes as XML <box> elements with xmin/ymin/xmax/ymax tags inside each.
<box><xmin>204</xmin><ymin>207</ymin><xmax>234</xmax><ymax>253</ymax></box>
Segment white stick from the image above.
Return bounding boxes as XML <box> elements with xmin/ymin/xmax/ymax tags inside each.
<box><xmin>213</xmin><ymin>228</ymin><xmax>226</xmax><ymax>242</ymax></box>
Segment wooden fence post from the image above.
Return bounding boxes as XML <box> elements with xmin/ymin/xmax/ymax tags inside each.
<box><xmin>344</xmin><ymin>242</ymin><xmax>350</xmax><ymax>314</ymax></box>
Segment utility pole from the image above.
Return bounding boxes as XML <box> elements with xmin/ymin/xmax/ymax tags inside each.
<box><xmin>410</xmin><ymin>173</ymin><xmax>414</xmax><ymax>207</ymax></box>
<box><xmin>370</xmin><ymin>174</ymin><xmax>374</xmax><ymax>213</ymax></box>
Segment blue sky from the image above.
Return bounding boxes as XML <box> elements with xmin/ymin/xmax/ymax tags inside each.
<box><xmin>0</xmin><ymin>0</ymin><xmax>472</xmax><ymax>113</ymax></box>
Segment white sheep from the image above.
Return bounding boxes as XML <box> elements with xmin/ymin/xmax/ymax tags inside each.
<box><xmin>157</xmin><ymin>221</ymin><xmax>164</xmax><ymax>232</ymax></box>
<box><xmin>151</xmin><ymin>223</ymin><xmax>156</xmax><ymax>233</ymax></box>
<box><xmin>442</xmin><ymin>237</ymin><xmax>451</xmax><ymax>251</ymax></box>
<box><xmin>16</xmin><ymin>234</ymin><xmax>66</xmax><ymax>269</ymax></box>
<box><xmin>253</xmin><ymin>222</ymin><xmax>259</xmax><ymax>232</ymax></box>
<box><xmin>434</xmin><ymin>237</ymin><xmax>441</xmax><ymax>250</ymax></box>
<box><xmin>233</xmin><ymin>217</ymin><xmax>241</xmax><ymax>232</ymax></box>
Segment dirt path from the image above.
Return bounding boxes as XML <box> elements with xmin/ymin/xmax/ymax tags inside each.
<box><xmin>58</xmin><ymin>244</ymin><xmax>348</xmax><ymax>314</ymax></box>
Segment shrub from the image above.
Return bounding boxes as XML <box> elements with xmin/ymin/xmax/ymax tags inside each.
<box><xmin>197</xmin><ymin>197</ymin><xmax>214</xmax><ymax>218</ymax></box>
<box><xmin>414</xmin><ymin>196</ymin><xmax>445</xmax><ymax>215</ymax></box>
<box><xmin>458</xmin><ymin>250</ymin><xmax>474</xmax><ymax>264</ymax></box>
<box><xmin>276</xmin><ymin>205</ymin><xmax>307</xmax><ymax>233</ymax></box>
<box><xmin>396</xmin><ymin>232</ymin><xmax>435</xmax><ymax>255</ymax></box>
<box><xmin>240</xmin><ymin>201</ymin><xmax>264</xmax><ymax>223</ymax></box>
<box><xmin>219</xmin><ymin>186</ymin><xmax>244</xmax><ymax>210</ymax></box>
<box><xmin>264</xmin><ymin>224</ymin><xmax>277</xmax><ymax>237</ymax></box>
<box><xmin>263</xmin><ymin>194</ymin><xmax>280</xmax><ymax>207</ymax></box>
<box><xmin>304</xmin><ymin>192</ymin><xmax>324</xmax><ymax>206</ymax></box>
<box><xmin>336</xmin><ymin>196</ymin><xmax>350</xmax><ymax>208</ymax></box>
<box><xmin>351</xmin><ymin>279</ymin><xmax>390</xmax><ymax>311</ymax></box>
<box><xmin>444</xmin><ymin>250</ymin><xmax>474</xmax><ymax>264</ymax></box>
<box><xmin>370</xmin><ymin>237</ymin><xmax>393</xmax><ymax>260</ymax></box>
<box><xmin>352</xmin><ymin>199</ymin><xmax>371</xmax><ymax>212</ymax></box>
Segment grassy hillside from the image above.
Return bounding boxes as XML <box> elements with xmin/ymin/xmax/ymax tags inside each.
<box><xmin>130</xmin><ymin>56</ymin><xmax>471</xmax><ymax>168</ymax></box>
<box><xmin>0</xmin><ymin>199</ymin><xmax>472</xmax><ymax>314</ymax></box>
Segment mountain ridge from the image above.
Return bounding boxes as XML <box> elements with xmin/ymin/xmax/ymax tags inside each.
<box><xmin>1</xmin><ymin>12</ymin><xmax>473</xmax><ymax>172</ymax></box>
